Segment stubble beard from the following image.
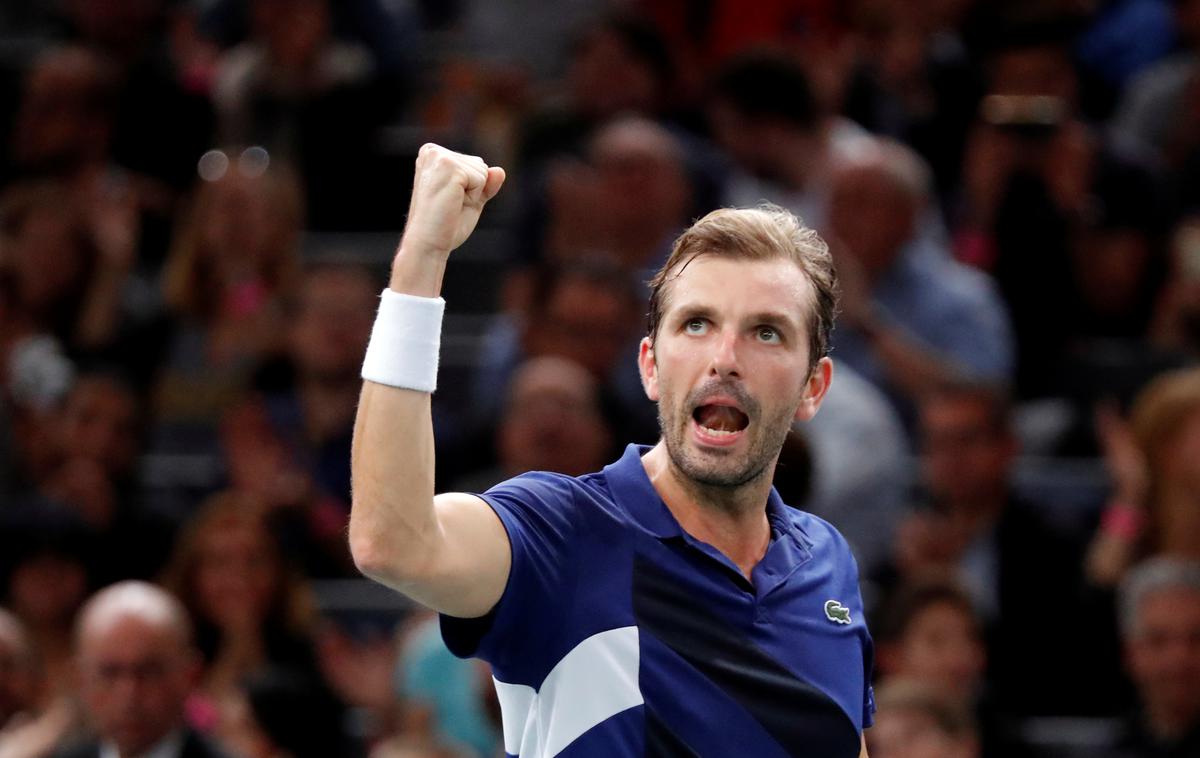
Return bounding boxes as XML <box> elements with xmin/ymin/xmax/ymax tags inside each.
<box><xmin>657</xmin><ymin>381</ymin><xmax>793</xmax><ymax>490</ymax></box>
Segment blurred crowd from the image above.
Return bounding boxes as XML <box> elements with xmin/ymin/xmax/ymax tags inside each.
<box><xmin>2</xmin><ymin>0</ymin><xmax>1200</xmax><ymax>756</ymax></box>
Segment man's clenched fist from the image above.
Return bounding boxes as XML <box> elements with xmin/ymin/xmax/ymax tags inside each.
<box><xmin>399</xmin><ymin>144</ymin><xmax>506</xmax><ymax>262</ymax></box>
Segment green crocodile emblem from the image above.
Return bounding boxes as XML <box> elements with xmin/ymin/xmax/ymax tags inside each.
<box><xmin>825</xmin><ymin>600</ymin><xmax>852</xmax><ymax>625</ymax></box>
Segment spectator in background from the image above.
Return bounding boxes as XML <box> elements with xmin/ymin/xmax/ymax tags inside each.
<box><xmin>455</xmin><ymin>356</ymin><xmax>614</xmax><ymax>494</ymax></box>
<box><xmin>1112</xmin><ymin>0</ymin><xmax>1200</xmax><ymax>168</ymax></box>
<box><xmin>708</xmin><ymin>50</ymin><xmax>867</xmax><ymax>229</ymax></box>
<box><xmin>1105</xmin><ymin>557</ymin><xmax>1200</xmax><ymax>757</ymax></box>
<box><xmin>826</xmin><ymin>139</ymin><xmax>1013</xmax><ymax>423</ymax></box>
<box><xmin>515</xmin><ymin>13</ymin><xmax>677</xmax><ymax>171</ymax></box>
<box><xmin>880</xmin><ymin>381</ymin><xmax>1116</xmax><ymax>717</ymax></box>
<box><xmin>387</xmin><ymin>612</ymin><xmax>498</xmax><ymax>758</ymax></box>
<box><xmin>3</xmin><ymin>47</ymin><xmax>117</xmax><ymax>185</ymax></box>
<box><xmin>0</xmin><ymin>606</ymin><xmax>79</xmax><ymax>758</ymax></box>
<box><xmin>218</xmin><ymin>667</ymin><xmax>362</xmax><ymax>758</ymax></box>
<box><xmin>220</xmin><ymin>264</ymin><xmax>380</xmax><ymax>575</ymax></box>
<box><xmin>53</xmin><ymin>580</ymin><xmax>233</xmax><ymax>758</ymax></box>
<box><xmin>156</xmin><ymin>158</ymin><xmax>302</xmax><ymax>426</ymax></box>
<box><xmin>801</xmin><ymin>358</ymin><xmax>911</xmax><ymax>581</ymax></box>
<box><xmin>469</xmin><ymin>256</ymin><xmax>650</xmax><ymax>454</ymax></box>
<box><xmin>867</xmin><ymin>679</ymin><xmax>979</xmax><ymax>758</ymax></box>
<box><xmin>541</xmin><ymin>116</ymin><xmax>693</xmax><ymax>276</ymax></box>
<box><xmin>31</xmin><ymin>370</ymin><xmax>174</xmax><ymax>583</ymax></box>
<box><xmin>1</xmin><ymin>526</ymin><xmax>93</xmax><ymax>705</ymax></box>
<box><xmin>874</xmin><ymin>579</ymin><xmax>987</xmax><ymax>710</ymax></box>
<box><xmin>212</xmin><ymin>0</ymin><xmax>395</xmax><ymax>229</ymax></box>
<box><xmin>0</xmin><ymin>179</ymin><xmax>151</xmax><ymax>377</ymax></box>
<box><xmin>56</xmin><ymin>0</ymin><xmax>216</xmax><ymax>195</ymax></box>
<box><xmin>0</xmin><ymin>607</ymin><xmax>39</xmax><ymax>731</ymax></box>
<box><xmin>1088</xmin><ymin>368</ymin><xmax>1200</xmax><ymax>588</ymax></box>
<box><xmin>839</xmin><ymin>0</ymin><xmax>981</xmax><ymax>206</ymax></box>
<box><xmin>160</xmin><ymin>492</ymin><xmax>331</xmax><ymax>728</ymax></box>
<box><xmin>955</xmin><ymin>21</ymin><xmax>1166</xmax><ymax>400</ymax></box>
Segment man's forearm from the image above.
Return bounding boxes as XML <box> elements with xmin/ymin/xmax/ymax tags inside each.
<box><xmin>347</xmin><ymin>144</ymin><xmax>509</xmax><ymax>612</ymax></box>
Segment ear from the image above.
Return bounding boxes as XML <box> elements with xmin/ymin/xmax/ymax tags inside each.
<box><xmin>794</xmin><ymin>357</ymin><xmax>833</xmax><ymax>423</ymax></box>
<box><xmin>638</xmin><ymin>337</ymin><xmax>659</xmax><ymax>402</ymax></box>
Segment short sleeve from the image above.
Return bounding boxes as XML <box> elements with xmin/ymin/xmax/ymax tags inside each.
<box><xmin>440</xmin><ymin>472</ymin><xmax>581</xmax><ymax>669</ymax></box>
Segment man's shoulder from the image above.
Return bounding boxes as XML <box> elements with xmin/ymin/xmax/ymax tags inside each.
<box><xmin>483</xmin><ymin>466</ymin><xmax>612</xmax><ymax>505</ymax></box>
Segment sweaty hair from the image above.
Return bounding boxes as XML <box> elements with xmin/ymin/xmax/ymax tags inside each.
<box><xmin>646</xmin><ymin>204</ymin><xmax>839</xmax><ymax>372</ymax></box>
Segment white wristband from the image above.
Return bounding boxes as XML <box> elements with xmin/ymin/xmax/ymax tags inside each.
<box><xmin>361</xmin><ymin>289</ymin><xmax>445</xmax><ymax>393</ymax></box>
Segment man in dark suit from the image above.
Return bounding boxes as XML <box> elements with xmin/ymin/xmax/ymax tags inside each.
<box><xmin>54</xmin><ymin>581</ymin><xmax>232</xmax><ymax>758</ymax></box>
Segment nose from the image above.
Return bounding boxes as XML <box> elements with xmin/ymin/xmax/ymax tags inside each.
<box><xmin>708</xmin><ymin>329</ymin><xmax>741</xmax><ymax>380</ymax></box>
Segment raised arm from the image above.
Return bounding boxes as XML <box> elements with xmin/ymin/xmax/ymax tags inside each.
<box><xmin>349</xmin><ymin>144</ymin><xmax>510</xmax><ymax>618</ymax></box>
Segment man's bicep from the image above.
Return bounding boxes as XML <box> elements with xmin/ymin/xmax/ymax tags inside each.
<box><xmin>405</xmin><ymin>492</ymin><xmax>512</xmax><ymax>618</ymax></box>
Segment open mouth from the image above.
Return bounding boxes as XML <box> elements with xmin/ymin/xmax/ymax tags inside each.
<box><xmin>692</xmin><ymin>404</ymin><xmax>750</xmax><ymax>436</ymax></box>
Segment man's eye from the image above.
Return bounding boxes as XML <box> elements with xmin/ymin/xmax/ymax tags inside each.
<box><xmin>684</xmin><ymin>319</ymin><xmax>708</xmax><ymax>334</ymax></box>
<box><xmin>757</xmin><ymin>326</ymin><xmax>781</xmax><ymax>343</ymax></box>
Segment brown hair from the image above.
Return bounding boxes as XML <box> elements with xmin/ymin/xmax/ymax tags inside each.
<box><xmin>159</xmin><ymin>491</ymin><xmax>313</xmax><ymax>639</ymax></box>
<box><xmin>875</xmin><ymin>577</ymin><xmax>981</xmax><ymax>644</ymax></box>
<box><xmin>162</xmin><ymin>164</ymin><xmax>303</xmax><ymax>321</ymax></box>
<box><xmin>646</xmin><ymin>204</ymin><xmax>838</xmax><ymax>371</ymax></box>
<box><xmin>1129</xmin><ymin>367</ymin><xmax>1200</xmax><ymax>552</ymax></box>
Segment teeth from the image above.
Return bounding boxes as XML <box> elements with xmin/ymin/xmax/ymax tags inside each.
<box><xmin>701</xmin><ymin>425</ymin><xmax>738</xmax><ymax>436</ymax></box>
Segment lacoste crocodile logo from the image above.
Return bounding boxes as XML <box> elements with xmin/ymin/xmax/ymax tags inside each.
<box><xmin>825</xmin><ymin>600</ymin><xmax>851</xmax><ymax>625</ymax></box>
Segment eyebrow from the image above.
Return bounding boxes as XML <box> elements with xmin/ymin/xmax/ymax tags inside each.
<box><xmin>671</xmin><ymin>303</ymin><xmax>801</xmax><ymax>332</ymax></box>
<box><xmin>747</xmin><ymin>310</ymin><xmax>800</xmax><ymax>331</ymax></box>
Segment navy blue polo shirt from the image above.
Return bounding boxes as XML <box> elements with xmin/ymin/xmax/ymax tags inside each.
<box><xmin>442</xmin><ymin>444</ymin><xmax>875</xmax><ymax>758</ymax></box>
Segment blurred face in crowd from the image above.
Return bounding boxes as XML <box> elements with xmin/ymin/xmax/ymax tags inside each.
<box><xmin>570</xmin><ymin>26</ymin><xmax>660</xmax><ymax>118</ymax></box>
<box><xmin>589</xmin><ymin>120</ymin><xmax>691</xmax><ymax>252</ymax></box>
<box><xmin>0</xmin><ymin>612</ymin><xmax>37</xmax><ymax>728</ymax></box>
<box><xmin>253</xmin><ymin>0</ymin><xmax>330</xmax><ymax>69</ymax></box>
<box><xmin>889</xmin><ymin>600</ymin><xmax>986</xmax><ymax>703</ymax></box>
<box><xmin>828</xmin><ymin>161</ymin><xmax>917</xmax><ymax>276</ymax></box>
<box><xmin>920</xmin><ymin>393</ymin><xmax>1015</xmax><ymax>510</ymax></box>
<box><xmin>57</xmin><ymin>375</ymin><xmax>140</xmax><ymax>478</ymax></box>
<box><xmin>198</xmin><ymin>175</ymin><xmax>283</xmax><ymax>280</ymax></box>
<box><xmin>5</xmin><ymin>201</ymin><xmax>91</xmax><ymax>318</ymax></box>
<box><xmin>869</xmin><ymin>703</ymin><xmax>977</xmax><ymax>758</ymax></box>
<box><xmin>11</xmin><ymin>48</ymin><xmax>112</xmax><ymax>170</ymax></box>
<box><xmin>78</xmin><ymin>608</ymin><xmax>197</xmax><ymax>756</ymax></box>
<box><xmin>1125</xmin><ymin>586</ymin><xmax>1200</xmax><ymax>735</ymax></box>
<box><xmin>1071</xmin><ymin>227</ymin><xmax>1153</xmax><ymax>319</ymax></box>
<box><xmin>6</xmin><ymin>552</ymin><xmax>88</xmax><ymax>630</ymax></box>
<box><xmin>193</xmin><ymin>519</ymin><xmax>280</xmax><ymax>631</ymax></box>
<box><xmin>499</xmin><ymin>358</ymin><xmax>612</xmax><ymax>478</ymax></box>
<box><xmin>640</xmin><ymin>255</ymin><xmax>830</xmax><ymax>489</ymax></box>
<box><xmin>289</xmin><ymin>267</ymin><xmax>377</xmax><ymax>382</ymax></box>
<box><xmin>525</xmin><ymin>274</ymin><xmax>638</xmax><ymax>380</ymax></box>
<box><xmin>707</xmin><ymin>100</ymin><xmax>822</xmax><ymax>189</ymax></box>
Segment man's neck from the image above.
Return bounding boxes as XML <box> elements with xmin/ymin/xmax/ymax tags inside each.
<box><xmin>641</xmin><ymin>441</ymin><xmax>773</xmax><ymax>581</ymax></box>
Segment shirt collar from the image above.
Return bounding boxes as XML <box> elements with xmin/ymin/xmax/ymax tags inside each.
<box><xmin>604</xmin><ymin>443</ymin><xmax>812</xmax><ymax>548</ymax></box>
